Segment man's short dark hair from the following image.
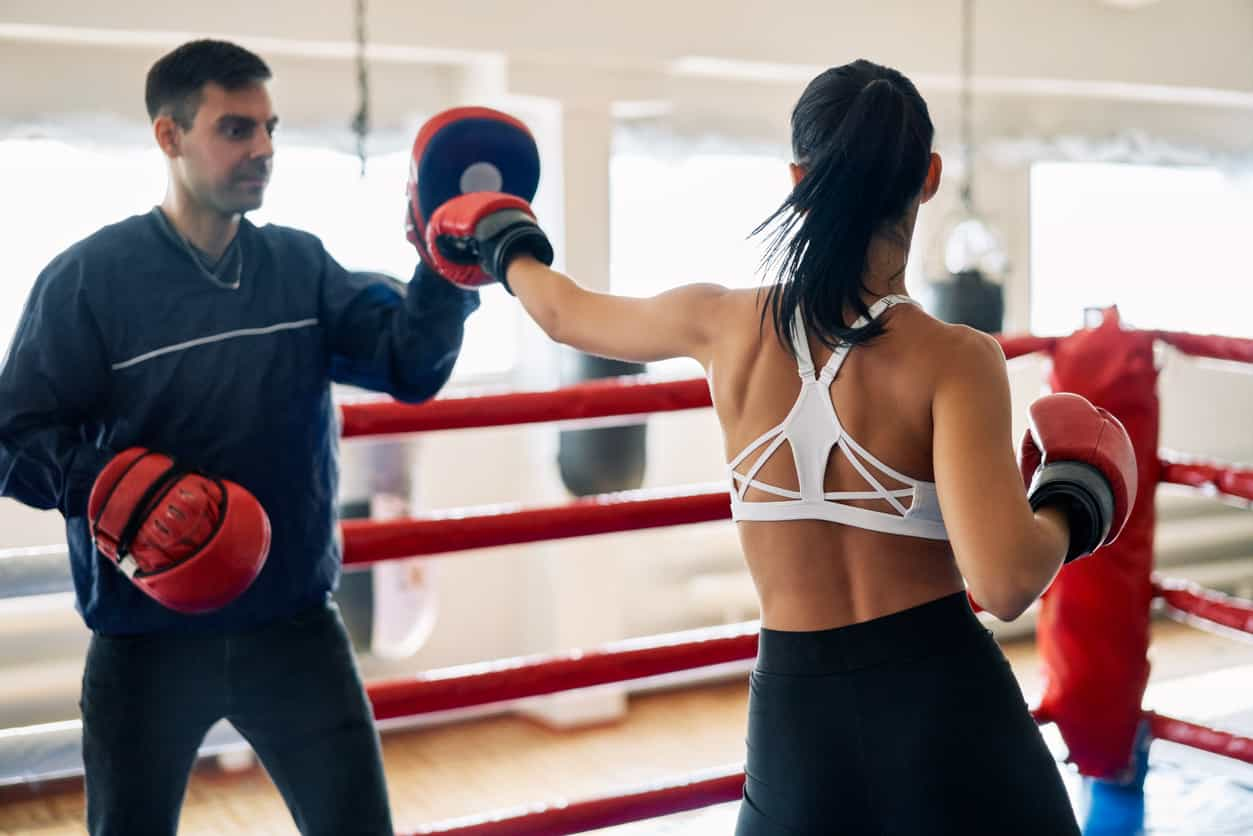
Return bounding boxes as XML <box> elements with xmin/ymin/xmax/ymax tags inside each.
<box><xmin>145</xmin><ymin>39</ymin><xmax>272</xmax><ymax>128</ymax></box>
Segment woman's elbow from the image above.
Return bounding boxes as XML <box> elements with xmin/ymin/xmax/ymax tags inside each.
<box><xmin>965</xmin><ymin>573</ymin><xmax>1031</xmax><ymax>621</ymax></box>
<box><xmin>970</xmin><ymin>560</ymin><xmax>1055</xmax><ymax>622</ymax></box>
<box><xmin>976</xmin><ymin>589</ymin><xmax>1035</xmax><ymax>623</ymax></box>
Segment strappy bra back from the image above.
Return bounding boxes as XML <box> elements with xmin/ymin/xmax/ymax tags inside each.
<box><xmin>727</xmin><ymin>295</ymin><xmax>948</xmax><ymax>541</ymax></box>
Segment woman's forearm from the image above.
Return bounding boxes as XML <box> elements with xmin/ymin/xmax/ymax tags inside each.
<box><xmin>507</xmin><ymin>255</ymin><xmax>573</xmax><ymax>343</ymax></box>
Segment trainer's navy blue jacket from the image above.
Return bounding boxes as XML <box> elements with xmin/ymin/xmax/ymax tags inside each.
<box><xmin>0</xmin><ymin>209</ymin><xmax>478</xmax><ymax>634</ymax></box>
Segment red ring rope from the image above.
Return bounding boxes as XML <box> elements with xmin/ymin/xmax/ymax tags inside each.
<box><xmin>1158</xmin><ymin>456</ymin><xmax>1253</xmax><ymax>504</ymax></box>
<box><xmin>403</xmin><ymin>765</ymin><xmax>744</xmax><ymax>836</ymax></box>
<box><xmin>366</xmin><ymin>622</ymin><xmax>758</xmax><ymax>721</ymax></box>
<box><xmin>339</xmin><ymin>377</ymin><xmax>711</xmax><ymax>438</ymax></box>
<box><xmin>342</xmin><ymin>486</ymin><xmax>729</xmax><ymax>567</ymax></box>
<box><xmin>995</xmin><ymin>334</ymin><xmax>1060</xmax><ymax>360</ymax></box>
<box><xmin>1147</xmin><ymin>712</ymin><xmax>1253</xmax><ymax>765</ymax></box>
<box><xmin>1152</xmin><ymin>576</ymin><xmax>1253</xmax><ymax>636</ymax></box>
<box><xmin>1155</xmin><ymin>331</ymin><xmax>1253</xmax><ymax>366</ymax></box>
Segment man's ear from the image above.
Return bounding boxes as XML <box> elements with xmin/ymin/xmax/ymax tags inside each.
<box><xmin>153</xmin><ymin>115</ymin><xmax>181</xmax><ymax>159</ymax></box>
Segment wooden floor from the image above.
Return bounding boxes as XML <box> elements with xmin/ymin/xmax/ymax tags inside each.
<box><xmin>2</xmin><ymin>618</ymin><xmax>1251</xmax><ymax>836</ymax></box>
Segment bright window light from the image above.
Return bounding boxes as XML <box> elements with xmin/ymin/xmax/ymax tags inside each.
<box><xmin>611</xmin><ymin>152</ymin><xmax>790</xmax><ymax>297</ymax></box>
<box><xmin>610</xmin><ymin>151</ymin><xmax>789</xmax><ymax>377</ymax></box>
<box><xmin>0</xmin><ymin>139</ymin><xmax>515</xmax><ymax>380</ymax></box>
<box><xmin>1030</xmin><ymin>162</ymin><xmax>1253</xmax><ymax>337</ymax></box>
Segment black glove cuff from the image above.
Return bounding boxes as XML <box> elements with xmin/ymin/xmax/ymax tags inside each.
<box><xmin>490</xmin><ymin>227</ymin><xmax>553</xmax><ymax>294</ymax></box>
<box><xmin>473</xmin><ymin>209</ymin><xmax>554</xmax><ymax>294</ymax></box>
<box><xmin>1028</xmin><ymin>461</ymin><xmax>1115</xmax><ymax>562</ymax></box>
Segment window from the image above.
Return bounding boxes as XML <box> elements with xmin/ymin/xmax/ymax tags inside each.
<box><xmin>0</xmin><ymin>140</ymin><xmax>166</xmax><ymax>352</ymax></box>
<box><xmin>610</xmin><ymin>151</ymin><xmax>790</xmax><ymax>297</ymax></box>
<box><xmin>1030</xmin><ymin>162</ymin><xmax>1253</xmax><ymax>337</ymax></box>
<box><xmin>610</xmin><ymin>149</ymin><xmax>789</xmax><ymax>376</ymax></box>
<box><xmin>0</xmin><ymin>139</ymin><xmax>514</xmax><ymax>379</ymax></box>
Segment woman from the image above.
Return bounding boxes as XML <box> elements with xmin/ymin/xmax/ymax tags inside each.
<box><xmin>427</xmin><ymin>60</ymin><xmax>1136</xmax><ymax>834</ymax></box>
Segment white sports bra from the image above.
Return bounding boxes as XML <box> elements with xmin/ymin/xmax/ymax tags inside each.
<box><xmin>727</xmin><ymin>295</ymin><xmax>948</xmax><ymax>540</ymax></box>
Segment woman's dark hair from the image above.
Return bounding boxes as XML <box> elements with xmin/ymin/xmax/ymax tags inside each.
<box><xmin>755</xmin><ymin>59</ymin><xmax>934</xmax><ymax>354</ymax></box>
<box><xmin>145</xmin><ymin>39</ymin><xmax>272</xmax><ymax>128</ymax></box>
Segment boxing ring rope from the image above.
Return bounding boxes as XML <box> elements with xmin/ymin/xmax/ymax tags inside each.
<box><xmin>1158</xmin><ymin>455</ymin><xmax>1253</xmax><ymax>507</ymax></box>
<box><xmin>339</xmin><ymin>376</ymin><xmax>712</xmax><ymax>438</ymax></box>
<box><xmin>1142</xmin><ymin>451</ymin><xmax>1253</xmax><ymax>762</ymax></box>
<box><xmin>367</xmin><ymin>621</ymin><xmax>758</xmax><ymax>721</ymax></box>
<box><xmin>4</xmin><ymin>324</ymin><xmax>1253</xmax><ymax>833</ymax></box>
<box><xmin>1145</xmin><ymin>714</ymin><xmax>1253</xmax><ymax>765</ymax></box>
<box><xmin>406</xmin><ymin>765</ymin><xmax>746</xmax><ymax>836</ymax></box>
<box><xmin>342</xmin><ymin>487</ymin><xmax>729</xmax><ymax>567</ymax></box>
<box><xmin>994</xmin><ymin>333</ymin><xmax>1061</xmax><ymax>359</ymax></box>
<box><xmin>1155</xmin><ymin>330</ymin><xmax>1253</xmax><ymax>366</ymax></box>
<box><xmin>1152</xmin><ymin>576</ymin><xmax>1253</xmax><ymax>638</ymax></box>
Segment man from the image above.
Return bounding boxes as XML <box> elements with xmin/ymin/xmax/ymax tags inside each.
<box><xmin>0</xmin><ymin>39</ymin><xmax>479</xmax><ymax>835</ymax></box>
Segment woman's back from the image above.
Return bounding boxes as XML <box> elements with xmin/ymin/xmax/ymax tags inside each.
<box><xmin>709</xmin><ymin>288</ymin><xmax>968</xmax><ymax>630</ymax></box>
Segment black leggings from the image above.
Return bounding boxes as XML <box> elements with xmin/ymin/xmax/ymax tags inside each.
<box><xmin>735</xmin><ymin>591</ymin><xmax>1080</xmax><ymax>835</ymax></box>
<box><xmin>81</xmin><ymin>601</ymin><xmax>392</xmax><ymax>836</ymax></box>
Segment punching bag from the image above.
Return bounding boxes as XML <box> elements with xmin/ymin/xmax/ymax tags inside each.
<box><xmin>925</xmin><ymin>269</ymin><xmax>1004</xmax><ymax>334</ymax></box>
<box><xmin>558</xmin><ymin>352</ymin><xmax>648</xmax><ymax>496</ymax></box>
<box><xmin>1035</xmin><ymin>307</ymin><xmax>1158</xmax><ymax>779</ymax></box>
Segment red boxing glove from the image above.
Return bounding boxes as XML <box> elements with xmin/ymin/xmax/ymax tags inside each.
<box><xmin>425</xmin><ymin>192</ymin><xmax>553</xmax><ymax>291</ymax></box>
<box><xmin>1019</xmin><ymin>393</ymin><xmax>1138</xmax><ymax>562</ymax></box>
<box><xmin>88</xmin><ymin>448</ymin><xmax>271</xmax><ymax>614</ymax></box>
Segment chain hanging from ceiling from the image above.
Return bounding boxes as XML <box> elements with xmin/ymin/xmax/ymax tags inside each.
<box><xmin>939</xmin><ymin>0</ymin><xmax>1009</xmax><ymax>283</ymax></box>
<box><xmin>350</xmin><ymin>0</ymin><xmax>370</xmax><ymax>176</ymax></box>
<box><xmin>958</xmin><ymin>0</ymin><xmax>976</xmax><ymax>213</ymax></box>
<box><xmin>920</xmin><ymin>0</ymin><xmax>1008</xmax><ymax>333</ymax></box>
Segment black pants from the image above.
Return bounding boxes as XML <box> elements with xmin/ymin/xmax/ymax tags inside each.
<box><xmin>735</xmin><ymin>592</ymin><xmax>1080</xmax><ymax>835</ymax></box>
<box><xmin>80</xmin><ymin>600</ymin><xmax>392</xmax><ymax>836</ymax></box>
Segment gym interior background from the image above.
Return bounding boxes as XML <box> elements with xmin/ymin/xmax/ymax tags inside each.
<box><xmin>1</xmin><ymin>1</ymin><xmax>1251</xmax><ymax>827</ymax></box>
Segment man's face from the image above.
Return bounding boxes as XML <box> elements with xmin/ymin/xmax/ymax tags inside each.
<box><xmin>165</xmin><ymin>82</ymin><xmax>278</xmax><ymax>215</ymax></box>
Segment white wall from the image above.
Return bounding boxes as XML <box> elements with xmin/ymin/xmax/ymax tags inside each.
<box><xmin>5</xmin><ymin>1</ymin><xmax>1253</xmax><ymax>136</ymax></box>
<box><xmin>6</xmin><ymin>1</ymin><xmax>1253</xmax><ymax>87</ymax></box>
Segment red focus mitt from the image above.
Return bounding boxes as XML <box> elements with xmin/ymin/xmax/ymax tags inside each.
<box><xmin>88</xmin><ymin>448</ymin><xmax>271</xmax><ymax>614</ymax></box>
<box><xmin>405</xmin><ymin>106</ymin><xmax>541</xmax><ymax>277</ymax></box>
